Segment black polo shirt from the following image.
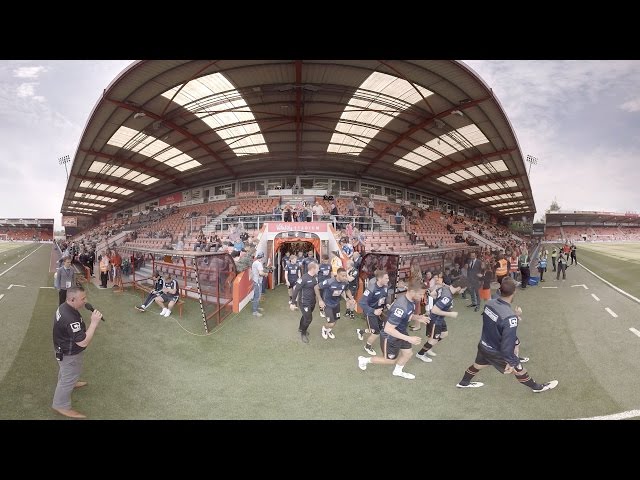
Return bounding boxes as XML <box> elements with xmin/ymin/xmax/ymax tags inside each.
<box><xmin>53</xmin><ymin>302</ymin><xmax>87</xmax><ymax>356</ymax></box>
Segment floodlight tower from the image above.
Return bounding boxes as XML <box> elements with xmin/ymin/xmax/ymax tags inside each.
<box><xmin>525</xmin><ymin>154</ymin><xmax>538</xmax><ymax>177</ymax></box>
<box><xmin>58</xmin><ymin>155</ymin><xmax>71</xmax><ymax>181</ymax></box>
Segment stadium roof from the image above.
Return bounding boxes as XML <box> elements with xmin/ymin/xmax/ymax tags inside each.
<box><xmin>61</xmin><ymin>60</ymin><xmax>536</xmax><ymax>218</ymax></box>
<box><xmin>546</xmin><ymin>211</ymin><xmax>640</xmax><ymax>225</ymax></box>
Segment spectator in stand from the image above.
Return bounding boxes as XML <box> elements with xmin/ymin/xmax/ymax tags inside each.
<box><xmin>358</xmin><ymin>230</ymin><xmax>367</xmax><ymax>253</ymax></box>
<box><xmin>346</xmin><ymin>220</ymin><xmax>354</xmax><ymax>240</ymax></box>
<box><xmin>330</xmin><ymin>250</ymin><xmax>343</xmax><ymax>277</ymax></box>
<box><xmin>347</xmin><ymin>199</ymin><xmax>356</xmax><ymax>217</ymax></box>
<box><xmin>312</xmin><ymin>202</ymin><xmax>324</xmax><ymax>220</ymax></box>
<box><xmin>368</xmin><ymin>198</ymin><xmax>375</xmax><ymax>217</ymax></box>
<box><xmin>395</xmin><ymin>210</ymin><xmax>403</xmax><ymax>232</ymax></box>
<box><xmin>329</xmin><ymin>202</ymin><xmax>339</xmax><ymax>229</ymax></box>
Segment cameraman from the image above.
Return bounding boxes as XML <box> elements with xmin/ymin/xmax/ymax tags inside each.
<box><xmin>251</xmin><ymin>252</ymin><xmax>268</xmax><ymax>317</ymax></box>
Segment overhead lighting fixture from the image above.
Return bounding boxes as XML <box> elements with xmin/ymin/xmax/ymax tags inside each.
<box><xmin>133</xmin><ymin>112</ymin><xmax>146</xmax><ymax>119</ymax></box>
<box><xmin>451</xmin><ymin>110</ymin><xmax>464</xmax><ymax>117</ymax></box>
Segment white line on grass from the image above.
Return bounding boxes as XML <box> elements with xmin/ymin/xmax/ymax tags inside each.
<box><xmin>7</xmin><ymin>284</ymin><xmax>26</xmax><ymax>289</ymax></box>
<box><xmin>605</xmin><ymin>307</ymin><xmax>618</xmax><ymax>318</ymax></box>
<box><xmin>39</xmin><ymin>286</ymin><xmax>55</xmax><ymax>289</ymax></box>
<box><xmin>577</xmin><ymin>409</ymin><xmax>640</xmax><ymax>420</ymax></box>
<box><xmin>579</xmin><ymin>263</ymin><xmax>640</xmax><ymax>305</ymax></box>
<box><xmin>0</xmin><ymin>245</ymin><xmax>43</xmax><ymax>278</ymax></box>
<box><xmin>0</xmin><ymin>294</ymin><xmax>4</xmax><ymax>301</ymax></box>
<box><xmin>541</xmin><ymin>286</ymin><xmax>558</xmax><ymax>289</ymax></box>
<box><xmin>591</xmin><ymin>294</ymin><xmax>600</xmax><ymax>301</ymax></box>
<box><xmin>629</xmin><ymin>328</ymin><xmax>640</xmax><ymax>338</ymax></box>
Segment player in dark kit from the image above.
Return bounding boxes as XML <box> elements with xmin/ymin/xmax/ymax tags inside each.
<box><xmin>285</xmin><ymin>255</ymin><xmax>300</xmax><ymax>306</ymax></box>
<box><xmin>290</xmin><ymin>262</ymin><xmax>325</xmax><ymax>343</ymax></box>
<box><xmin>319</xmin><ymin>268</ymin><xmax>355</xmax><ymax>340</ymax></box>
<box><xmin>135</xmin><ymin>272</ymin><xmax>164</xmax><ymax>312</ymax></box>
<box><xmin>358</xmin><ymin>280</ymin><xmax>430</xmax><ymax>380</ymax></box>
<box><xmin>356</xmin><ymin>269</ymin><xmax>389</xmax><ymax>356</ymax></box>
<box><xmin>456</xmin><ymin>277</ymin><xmax>558</xmax><ymax>392</ymax></box>
<box><xmin>416</xmin><ymin>276</ymin><xmax>468</xmax><ymax>363</ymax></box>
<box><xmin>316</xmin><ymin>255</ymin><xmax>332</xmax><ymax>318</ymax></box>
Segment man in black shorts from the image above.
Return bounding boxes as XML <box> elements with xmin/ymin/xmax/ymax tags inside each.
<box><xmin>416</xmin><ymin>276</ymin><xmax>468</xmax><ymax>363</ymax></box>
<box><xmin>456</xmin><ymin>277</ymin><xmax>558</xmax><ymax>392</ymax></box>
<box><xmin>356</xmin><ymin>269</ymin><xmax>390</xmax><ymax>356</ymax></box>
<box><xmin>358</xmin><ymin>280</ymin><xmax>430</xmax><ymax>380</ymax></box>
<box><xmin>154</xmin><ymin>272</ymin><xmax>179</xmax><ymax>317</ymax></box>
<box><xmin>319</xmin><ymin>268</ymin><xmax>355</xmax><ymax>339</ymax></box>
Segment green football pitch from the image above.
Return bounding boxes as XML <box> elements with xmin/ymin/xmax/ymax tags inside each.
<box><xmin>1</xmin><ymin>243</ymin><xmax>639</xmax><ymax>419</ymax></box>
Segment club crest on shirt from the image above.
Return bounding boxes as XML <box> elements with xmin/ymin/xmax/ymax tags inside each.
<box><xmin>70</xmin><ymin>322</ymin><xmax>81</xmax><ymax>333</ymax></box>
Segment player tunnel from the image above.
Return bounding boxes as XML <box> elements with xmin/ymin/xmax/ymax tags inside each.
<box><xmin>272</xmin><ymin>232</ymin><xmax>321</xmax><ymax>287</ymax></box>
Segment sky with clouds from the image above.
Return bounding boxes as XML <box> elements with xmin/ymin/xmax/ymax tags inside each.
<box><xmin>0</xmin><ymin>60</ymin><xmax>638</xmax><ymax>230</ymax></box>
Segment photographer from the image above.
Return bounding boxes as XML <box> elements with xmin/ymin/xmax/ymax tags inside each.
<box><xmin>251</xmin><ymin>252</ymin><xmax>268</xmax><ymax>317</ymax></box>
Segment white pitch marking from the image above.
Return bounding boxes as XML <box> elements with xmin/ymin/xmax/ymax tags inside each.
<box><xmin>40</xmin><ymin>286</ymin><xmax>55</xmax><ymax>289</ymax></box>
<box><xmin>571</xmin><ymin>284</ymin><xmax>589</xmax><ymax>289</ymax></box>
<box><xmin>605</xmin><ymin>307</ymin><xmax>618</xmax><ymax>318</ymax></box>
<box><xmin>577</xmin><ymin>409</ymin><xmax>640</xmax><ymax>420</ymax></box>
<box><xmin>0</xmin><ymin>294</ymin><xmax>4</xmax><ymax>301</ymax></box>
<box><xmin>579</xmin><ymin>264</ymin><xmax>640</xmax><ymax>305</ymax></box>
<box><xmin>629</xmin><ymin>328</ymin><xmax>640</xmax><ymax>338</ymax></box>
<box><xmin>7</xmin><ymin>284</ymin><xmax>26</xmax><ymax>289</ymax></box>
<box><xmin>0</xmin><ymin>244</ymin><xmax>44</xmax><ymax>277</ymax></box>
<box><xmin>591</xmin><ymin>294</ymin><xmax>600</xmax><ymax>301</ymax></box>
<box><xmin>541</xmin><ymin>286</ymin><xmax>558</xmax><ymax>289</ymax></box>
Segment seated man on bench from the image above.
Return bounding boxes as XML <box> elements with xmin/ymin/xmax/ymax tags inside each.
<box><xmin>155</xmin><ymin>272</ymin><xmax>180</xmax><ymax>317</ymax></box>
<box><xmin>135</xmin><ymin>272</ymin><xmax>163</xmax><ymax>312</ymax></box>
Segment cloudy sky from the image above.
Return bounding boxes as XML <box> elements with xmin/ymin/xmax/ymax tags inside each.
<box><xmin>0</xmin><ymin>60</ymin><xmax>638</xmax><ymax>230</ymax></box>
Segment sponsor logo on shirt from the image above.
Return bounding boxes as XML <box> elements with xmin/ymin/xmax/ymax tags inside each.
<box><xmin>70</xmin><ymin>322</ymin><xmax>81</xmax><ymax>333</ymax></box>
<box><xmin>485</xmin><ymin>308</ymin><xmax>499</xmax><ymax>322</ymax></box>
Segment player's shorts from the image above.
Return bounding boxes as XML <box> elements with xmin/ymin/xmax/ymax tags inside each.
<box><xmin>474</xmin><ymin>343</ymin><xmax>510</xmax><ymax>372</ymax></box>
<box><xmin>325</xmin><ymin>305</ymin><xmax>341</xmax><ymax>323</ymax></box>
<box><xmin>161</xmin><ymin>293</ymin><xmax>180</xmax><ymax>303</ymax></box>
<box><xmin>365</xmin><ymin>314</ymin><xmax>383</xmax><ymax>334</ymax></box>
<box><xmin>427</xmin><ymin>320</ymin><xmax>448</xmax><ymax>339</ymax></box>
<box><xmin>381</xmin><ymin>335</ymin><xmax>412</xmax><ymax>360</ymax></box>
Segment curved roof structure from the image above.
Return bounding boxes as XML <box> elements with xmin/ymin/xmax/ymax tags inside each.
<box><xmin>61</xmin><ymin>60</ymin><xmax>536</xmax><ymax>218</ymax></box>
